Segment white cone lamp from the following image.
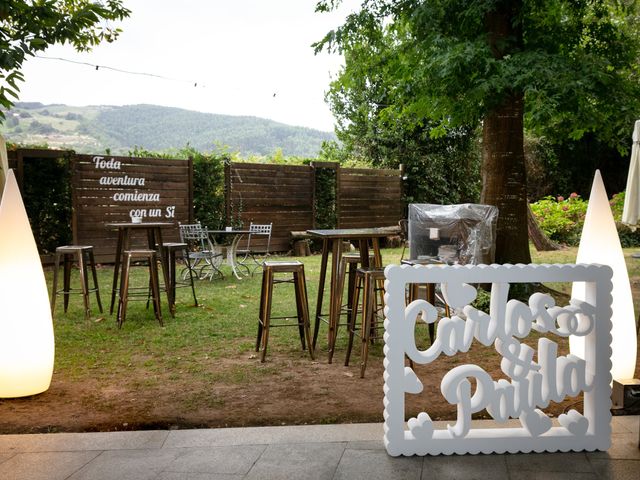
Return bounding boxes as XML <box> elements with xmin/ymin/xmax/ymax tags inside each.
<box><xmin>0</xmin><ymin>169</ymin><xmax>55</xmax><ymax>397</ymax></box>
<box><xmin>570</xmin><ymin>170</ymin><xmax>637</xmax><ymax>381</ymax></box>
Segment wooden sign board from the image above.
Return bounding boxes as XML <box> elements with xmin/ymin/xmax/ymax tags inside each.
<box><xmin>72</xmin><ymin>154</ymin><xmax>192</xmax><ymax>262</ymax></box>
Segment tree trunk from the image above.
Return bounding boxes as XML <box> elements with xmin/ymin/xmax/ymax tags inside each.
<box><xmin>481</xmin><ymin>1</ymin><xmax>531</xmax><ymax>264</ymax></box>
<box><xmin>527</xmin><ymin>203</ymin><xmax>562</xmax><ymax>251</ymax></box>
<box><xmin>481</xmin><ymin>94</ymin><xmax>531</xmax><ymax>264</ymax></box>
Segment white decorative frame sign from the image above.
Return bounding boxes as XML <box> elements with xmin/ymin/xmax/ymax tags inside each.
<box><xmin>383</xmin><ymin>263</ymin><xmax>613</xmax><ymax>456</ymax></box>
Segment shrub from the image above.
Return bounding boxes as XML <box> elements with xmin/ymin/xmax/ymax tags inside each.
<box><xmin>609</xmin><ymin>191</ymin><xmax>640</xmax><ymax>247</ymax></box>
<box><xmin>314</xmin><ymin>166</ymin><xmax>337</xmax><ymax>229</ymax></box>
<box><xmin>19</xmin><ymin>153</ymin><xmax>73</xmax><ymax>254</ymax></box>
<box><xmin>531</xmin><ymin>191</ymin><xmax>640</xmax><ymax>247</ymax></box>
<box><xmin>190</xmin><ymin>150</ymin><xmax>227</xmax><ymax>230</ymax></box>
<box><xmin>530</xmin><ymin>194</ymin><xmax>588</xmax><ymax>246</ymax></box>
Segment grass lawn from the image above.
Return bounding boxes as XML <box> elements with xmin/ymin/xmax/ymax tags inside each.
<box><xmin>1</xmin><ymin>245</ymin><xmax>638</xmax><ymax>433</ymax></box>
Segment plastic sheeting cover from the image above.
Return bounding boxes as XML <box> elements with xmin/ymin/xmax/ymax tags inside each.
<box><xmin>408</xmin><ymin>203</ymin><xmax>498</xmax><ymax>265</ymax></box>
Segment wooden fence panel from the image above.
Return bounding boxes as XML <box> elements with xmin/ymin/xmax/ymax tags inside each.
<box><xmin>10</xmin><ymin>149</ymin><xmax>403</xmax><ymax>260</ymax></box>
<box><xmin>337</xmin><ymin>167</ymin><xmax>403</xmax><ymax>229</ymax></box>
<box><xmin>72</xmin><ymin>154</ymin><xmax>192</xmax><ymax>263</ymax></box>
<box><xmin>227</xmin><ymin>163</ymin><xmax>315</xmax><ymax>252</ymax></box>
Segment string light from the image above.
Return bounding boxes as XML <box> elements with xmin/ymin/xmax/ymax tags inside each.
<box><xmin>30</xmin><ymin>55</ymin><xmax>287</xmax><ymax>108</ymax></box>
<box><xmin>34</xmin><ymin>55</ymin><xmax>205</xmax><ymax>88</ymax></box>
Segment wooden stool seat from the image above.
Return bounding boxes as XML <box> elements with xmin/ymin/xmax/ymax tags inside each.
<box><xmin>257</xmin><ymin>260</ymin><xmax>314</xmax><ymax>362</ymax></box>
<box><xmin>161</xmin><ymin>242</ymin><xmax>198</xmax><ymax>314</ymax></box>
<box><xmin>262</xmin><ymin>260</ymin><xmax>304</xmax><ymax>271</ymax></box>
<box><xmin>345</xmin><ymin>268</ymin><xmax>386</xmax><ymax>378</ymax></box>
<box><xmin>51</xmin><ymin>245</ymin><xmax>102</xmax><ymax>320</ymax></box>
<box><xmin>117</xmin><ymin>249</ymin><xmax>163</xmax><ymax>329</ymax></box>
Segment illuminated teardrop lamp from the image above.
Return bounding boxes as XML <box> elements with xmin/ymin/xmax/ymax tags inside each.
<box><xmin>0</xmin><ymin>169</ymin><xmax>55</xmax><ymax>397</ymax></box>
<box><xmin>570</xmin><ymin>170</ymin><xmax>637</xmax><ymax>382</ymax></box>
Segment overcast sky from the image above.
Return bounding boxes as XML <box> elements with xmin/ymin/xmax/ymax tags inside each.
<box><xmin>17</xmin><ymin>0</ymin><xmax>361</xmax><ymax>132</ymax></box>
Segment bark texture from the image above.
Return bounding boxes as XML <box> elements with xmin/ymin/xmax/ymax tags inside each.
<box><xmin>481</xmin><ymin>1</ymin><xmax>532</xmax><ymax>264</ymax></box>
<box><xmin>482</xmin><ymin>95</ymin><xmax>531</xmax><ymax>263</ymax></box>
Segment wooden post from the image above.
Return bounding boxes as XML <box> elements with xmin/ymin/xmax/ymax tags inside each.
<box><xmin>310</xmin><ymin>163</ymin><xmax>317</xmax><ymax>229</ymax></box>
<box><xmin>335</xmin><ymin>164</ymin><xmax>342</xmax><ymax>229</ymax></box>
<box><xmin>224</xmin><ymin>160</ymin><xmax>232</xmax><ymax>226</ymax></box>
<box><xmin>70</xmin><ymin>153</ymin><xmax>79</xmax><ymax>246</ymax></box>
<box><xmin>16</xmin><ymin>149</ymin><xmax>24</xmax><ymax>192</ymax></box>
<box><xmin>188</xmin><ymin>156</ymin><xmax>194</xmax><ymax>223</ymax></box>
<box><xmin>399</xmin><ymin>163</ymin><xmax>407</xmax><ymax>219</ymax></box>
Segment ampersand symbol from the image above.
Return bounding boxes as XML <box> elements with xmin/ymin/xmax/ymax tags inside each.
<box><xmin>495</xmin><ymin>337</ymin><xmax>539</xmax><ymax>380</ymax></box>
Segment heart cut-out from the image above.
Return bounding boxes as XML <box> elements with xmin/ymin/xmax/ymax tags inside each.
<box><xmin>403</xmin><ymin>366</ymin><xmax>424</xmax><ymax>394</ymax></box>
<box><xmin>407</xmin><ymin>412</ymin><xmax>433</xmax><ymax>441</ymax></box>
<box><xmin>441</xmin><ymin>282</ymin><xmax>477</xmax><ymax>310</ymax></box>
<box><xmin>519</xmin><ymin>409</ymin><xmax>552</xmax><ymax>437</ymax></box>
<box><xmin>558</xmin><ymin>409</ymin><xmax>588</xmax><ymax>436</ymax></box>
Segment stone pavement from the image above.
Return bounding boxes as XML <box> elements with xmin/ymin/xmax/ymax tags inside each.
<box><xmin>0</xmin><ymin>416</ymin><xmax>637</xmax><ymax>480</ymax></box>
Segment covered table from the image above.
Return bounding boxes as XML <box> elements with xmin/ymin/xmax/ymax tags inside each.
<box><xmin>408</xmin><ymin>203</ymin><xmax>498</xmax><ymax>265</ymax></box>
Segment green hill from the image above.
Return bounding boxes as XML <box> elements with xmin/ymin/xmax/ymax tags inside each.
<box><xmin>0</xmin><ymin>102</ymin><xmax>335</xmax><ymax>157</ymax></box>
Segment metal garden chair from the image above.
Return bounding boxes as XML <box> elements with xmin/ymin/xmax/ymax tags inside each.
<box><xmin>178</xmin><ymin>223</ymin><xmax>224</xmax><ymax>280</ymax></box>
<box><xmin>237</xmin><ymin>222</ymin><xmax>272</xmax><ymax>275</ymax></box>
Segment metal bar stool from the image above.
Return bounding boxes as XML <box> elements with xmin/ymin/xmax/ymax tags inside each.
<box><xmin>311</xmin><ymin>251</ymin><xmax>375</xmax><ymax>357</ymax></box>
<box><xmin>338</xmin><ymin>252</ymin><xmax>375</xmax><ymax>319</ymax></box>
<box><xmin>161</xmin><ymin>242</ymin><xmax>198</xmax><ymax>314</ymax></box>
<box><xmin>257</xmin><ymin>260</ymin><xmax>314</xmax><ymax>362</ymax></box>
<box><xmin>51</xmin><ymin>245</ymin><xmax>102</xmax><ymax>320</ymax></box>
<box><xmin>117</xmin><ymin>249</ymin><xmax>163</xmax><ymax>329</ymax></box>
<box><xmin>345</xmin><ymin>268</ymin><xmax>386</xmax><ymax>378</ymax></box>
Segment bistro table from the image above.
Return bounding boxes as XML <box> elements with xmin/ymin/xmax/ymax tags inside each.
<box><xmin>206</xmin><ymin>229</ymin><xmax>252</xmax><ymax>280</ymax></box>
<box><xmin>105</xmin><ymin>221</ymin><xmax>174</xmax><ymax>317</ymax></box>
<box><xmin>306</xmin><ymin>227</ymin><xmax>396</xmax><ymax>363</ymax></box>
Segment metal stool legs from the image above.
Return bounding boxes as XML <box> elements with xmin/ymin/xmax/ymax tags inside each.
<box><xmin>345</xmin><ymin>268</ymin><xmax>385</xmax><ymax>378</ymax></box>
<box><xmin>117</xmin><ymin>250</ymin><xmax>163</xmax><ymax>329</ymax></box>
<box><xmin>51</xmin><ymin>245</ymin><xmax>102</xmax><ymax>320</ymax></box>
<box><xmin>159</xmin><ymin>242</ymin><xmax>197</xmax><ymax>315</ymax></box>
<box><xmin>257</xmin><ymin>261</ymin><xmax>314</xmax><ymax>362</ymax></box>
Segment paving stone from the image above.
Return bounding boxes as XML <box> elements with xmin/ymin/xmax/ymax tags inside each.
<box><xmin>245</xmin><ymin>442</ymin><xmax>345</xmax><ymax>480</ymax></box>
<box><xmin>165</xmin><ymin>423</ymin><xmax>382</xmax><ymax>448</ymax></box>
<box><xmin>611</xmin><ymin>416</ymin><xmax>640</xmax><ymax>435</ymax></box>
<box><xmin>587</xmin><ymin>434</ymin><xmax>640</xmax><ymax>460</ymax></box>
<box><xmin>0</xmin><ymin>451</ymin><xmax>100</xmax><ymax>480</ymax></box>
<box><xmin>422</xmin><ymin>454</ymin><xmax>508</xmax><ymax>480</ymax></box>
<box><xmin>0</xmin><ymin>430</ymin><xmax>168</xmax><ymax>453</ymax></box>
<box><xmin>156</xmin><ymin>473</ymin><xmax>244</xmax><ymax>480</ymax></box>
<box><xmin>67</xmin><ymin>448</ymin><xmax>182</xmax><ymax>480</ymax></box>
<box><xmin>163</xmin><ymin>445</ymin><xmax>265</xmax><ymax>475</ymax></box>
<box><xmin>588</xmin><ymin>459</ymin><xmax>640</xmax><ymax>480</ymax></box>
<box><xmin>333</xmin><ymin>447</ymin><xmax>423</xmax><ymax>480</ymax></box>
<box><xmin>506</xmin><ymin>451</ymin><xmax>593</xmax><ymax>472</ymax></box>
<box><xmin>345</xmin><ymin>440</ymin><xmax>386</xmax><ymax>451</ymax></box>
<box><xmin>0</xmin><ymin>416</ymin><xmax>636</xmax><ymax>480</ymax></box>
<box><xmin>508</xmin><ymin>472</ymin><xmax>598</xmax><ymax>480</ymax></box>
